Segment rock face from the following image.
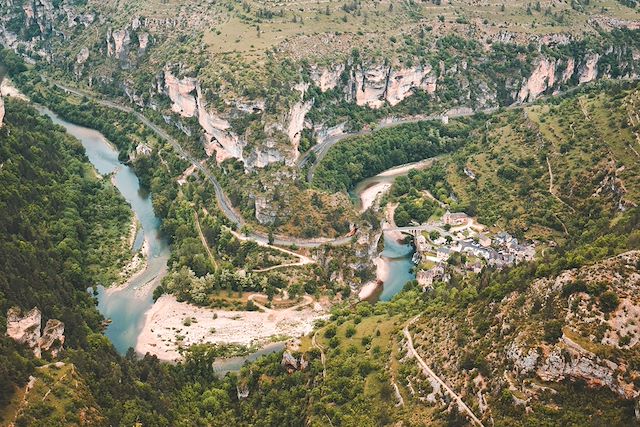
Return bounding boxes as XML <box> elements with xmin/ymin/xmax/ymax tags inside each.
<box><xmin>350</xmin><ymin>64</ymin><xmax>436</xmax><ymax>108</ymax></box>
<box><xmin>0</xmin><ymin>95</ymin><xmax>4</xmax><ymax>128</ymax></box>
<box><xmin>165</xmin><ymin>69</ymin><xmax>198</xmax><ymax>117</ymax></box>
<box><xmin>39</xmin><ymin>319</ymin><xmax>65</xmax><ymax>358</ymax></box>
<box><xmin>281</xmin><ymin>351</ymin><xmax>308</xmax><ymax>373</ymax></box>
<box><xmin>518</xmin><ymin>58</ymin><xmax>556</xmax><ymax>103</ymax></box>
<box><xmin>254</xmin><ymin>195</ymin><xmax>278</xmax><ymax>225</ymax></box>
<box><xmin>195</xmin><ymin>85</ymin><xmax>245</xmax><ymax>163</ymax></box>
<box><xmin>536</xmin><ymin>336</ymin><xmax>637</xmax><ymax>400</ymax></box>
<box><xmin>386</xmin><ymin>66</ymin><xmax>436</xmax><ymax>106</ymax></box>
<box><xmin>7</xmin><ymin>307</ymin><xmax>42</xmax><ymax>357</ymax></box>
<box><xmin>6</xmin><ymin>307</ymin><xmax>65</xmax><ymax>358</ymax></box>
<box><xmin>287</xmin><ymin>99</ymin><xmax>313</xmax><ymax>157</ymax></box>
<box><xmin>578</xmin><ymin>53</ymin><xmax>600</xmax><ymax>84</ymax></box>
<box><xmin>310</xmin><ymin>64</ymin><xmax>344</xmax><ymax>92</ymax></box>
<box><xmin>106</xmin><ymin>28</ymin><xmax>131</xmax><ymax>65</ymax></box>
<box><xmin>354</xmin><ymin>65</ymin><xmax>390</xmax><ymax>109</ymax></box>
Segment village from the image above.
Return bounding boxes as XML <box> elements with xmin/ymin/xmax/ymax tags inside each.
<box><xmin>409</xmin><ymin>210</ymin><xmax>536</xmax><ymax>290</ymax></box>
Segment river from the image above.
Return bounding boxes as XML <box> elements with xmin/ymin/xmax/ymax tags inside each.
<box><xmin>377</xmin><ymin>233</ymin><xmax>415</xmax><ymax>301</ymax></box>
<box><xmin>39</xmin><ymin>107</ymin><xmax>170</xmax><ymax>354</ymax></box>
<box><xmin>351</xmin><ymin>161</ymin><xmax>435</xmax><ymax>302</ymax></box>
<box><xmin>39</xmin><ymin>105</ymin><xmax>416</xmax><ymax>359</ymax></box>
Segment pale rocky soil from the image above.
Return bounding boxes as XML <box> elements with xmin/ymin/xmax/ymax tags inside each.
<box><xmin>136</xmin><ymin>294</ymin><xmax>328</xmax><ymax>361</ymax></box>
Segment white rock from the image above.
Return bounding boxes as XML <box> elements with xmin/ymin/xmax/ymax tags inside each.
<box><xmin>39</xmin><ymin>319</ymin><xmax>65</xmax><ymax>358</ymax></box>
<box><xmin>578</xmin><ymin>53</ymin><xmax>600</xmax><ymax>84</ymax></box>
<box><xmin>287</xmin><ymin>100</ymin><xmax>313</xmax><ymax>157</ymax></box>
<box><xmin>164</xmin><ymin>69</ymin><xmax>197</xmax><ymax>117</ymax></box>
<box><xmin>7</xmin><ymin>307</ymin><xmax>42</xmax><ymax>358</ymax></box>
<box><xmin>0</xmin><ymin>96</ymin><xmax>4</xmax><ymax>129</ymax></box>
<box><xmin>518</xmin><ymin>58</ymin><xmax>556</xmax><ymax>103</ymax></box>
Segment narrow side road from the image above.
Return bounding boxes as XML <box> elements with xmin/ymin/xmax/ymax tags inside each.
<box><xmin>312</xmin><ymin>329</ymin><xmax>327</xmax><ymax>379</ymax></box>
<box><xmin>194</xmin><ymin>211</ymin><xmax>218</xmax><ymax>271</ymax></box>
<box><xmin>403</xmin><ymin>316</ymin><xmax>485</xmax><ymax>427</ymax></box>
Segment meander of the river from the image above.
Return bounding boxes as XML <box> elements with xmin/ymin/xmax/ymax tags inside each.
<box><xmin>39</xmin><ymin>107</ymin><xmax>170</xmax><ymax>354</ymax></box>
<box><xmin>39</xmin><ymin>106</ymin><xmax>414</xmax><ymax>366</ymax></box>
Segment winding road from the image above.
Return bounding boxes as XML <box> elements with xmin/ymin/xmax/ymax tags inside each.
<box><xmin>53</xmin><ymin>81</ymin><xmax>352</xmax><ymax>248</ymax></box>
<box><xmin>298</xmin><ymin>108</ymin><xmax>495</xmax><ymax>181</ymax></box>
<box><xmin>52</xmin><ymin>77</ymin><xmax>593</xmax><ymax>252</ymax></box>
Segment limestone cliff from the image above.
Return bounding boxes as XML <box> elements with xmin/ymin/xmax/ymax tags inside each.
<box><xmin>39</xmin><ymin>319</ymin><xmax>65</xmax><ymax>358</ymax></box>
<box><xmin>7</xmin><ymin>307</ymin><xmax>42</xmax><ymax>358</ymax></box>
<box><xmin>164</xmin><ymin>69</ymin><xmax>198</xmax><ymax>117</ymax></box>
<box><xmin>310</xmin><ymin>64</ymin><xmax>344</xmax><ymax>92</ymax></box>
<box><xmin>287</xmin><ymin>99</ymin><xmax>313</xmax><ymax>158</ymax></box>
<box><xmin>6</xmin><ymin>307</ymin><xmax>65</xmax><ymax>358</ymax></box>
<box><xmin>579</xmin><ymin>53</ymin><xmax>600</xmax><ymax>84</ymax></box>
<box><xmin>517</xmin><ymin>58</ymin><xmax>556</xmax><ymax>103</ymax></box>
<box><xmin>0</xmin><ymin>95</ymin><xmax>4</xmax><ymax>128</ymax></box>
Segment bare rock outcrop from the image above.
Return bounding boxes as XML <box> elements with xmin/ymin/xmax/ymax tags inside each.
<box><xmin>254</xmin><ymin>195</ymin><xmax>278</xmax><ymax>225</ymax></box>
<box><xmin>164</xmin><ymin>69</ymin><xmax>197</xmax><ymax>117</ymax></box>
<box><xmin>310</xmin><ymin>64</ymin><xmax>344</xmax><ymax>92</ymax></box>
<box><xmin>0</xmin><ymin>95</ymin><xmax>4</xmax><ymax>128</ymax></box>
<box><xmin>386</xmin><ymin>66</ymin><xmax>436</xmax><ymax>106</ymax></box>
<box><xmin>39</xmin><ymin>319</ymin><xmax>65</xmax><ymax>358</ymax></box>
<box><xmin>6</xmin><ymin>307</ymin><xmax>65</xmax><ymax>358</ymax></box>
<box><xmin>312</xmin><ymin>62</ymin><xmax>438</xmax><ymax>108</ymax></box>
<box><xmin>518</xmin><ymin>58</ymin><xmax>556</xmax><ymax>103</ymax></box>
<box><xmin>7</xmin><ymin>307</ymin><xmax>42</xmax><ymax>357</ymax></box>
<box><xmin>537</xmin><ymin>335</ymin><xmax>637</xmax><ymax>400</ymax></box>
<box><xmin>287</xmin><ymin>99</ymin><xmax>313</xmax><ymax>157</ymax></box>
<box><xmin>106</xmin><ymin>28</ymin><xmax>131</xmax><ymax>65</ymax></box>
<box><xmin>578</xmin><ymin>53</ymin><xmax>600</xmax><ymax>84</ymax></box>
<box><xmin>281</xmin><ymin>351</ymin><xmax>308</xmax><ymax>373</ymax></box>
<box><xmin>354</xmin><ymin>65</ymin><xmax>390</xmax><ymax>109</ymax></box>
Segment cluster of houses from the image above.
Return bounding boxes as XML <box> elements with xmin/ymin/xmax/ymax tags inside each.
<box><xmin>413</xmin><ymin>211</ymin><xmax>536</xmax><ymax>291</ymax></box>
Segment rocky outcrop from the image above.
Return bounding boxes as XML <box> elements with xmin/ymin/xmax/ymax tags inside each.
<box><xmin>517</xmin><ymin>55</ymin><xmax>596</xmax><ymax>102</ymax></box>
<box><xmin>7</xmin><ymin>307</ymin><xmax>42</xmax><ymax>357</ymax></box>
<box><xmin>0</xmin><ymin>95</ymin><xmax>4</xmax><ymax>128</ymax></box>
<box><xmin>138</xmin><ymin>32</ymin><xmax>150</xmax><ymax>52</ymax></box>
<box><xmin>106</xmin><ymin>28</ymin><xmax>131</xmax><ymax>65</ymax></box>
<box><xmin>578</xmin><ymin>53</ymin><xmax>600</xmax><ymax>84</ymax></box>
<box><xmin>316</xmin><ymin>63</ymin><xmax>437</xmax><ymax>109</ymax></box>
<box><xmin>23</xmin><ymin>0</ymin><xmax>55</xmax><ymax>34</ymax></box>
<box><xmin>76</xmin><ymin>47</ymin><xmax>89</xmax><ymax>65</ymax></box>
<box><xmin>354</xmin><ymin>65</ymin><xmax>390</xmax><ymax>109</ymax></box>
<box><xmin>287</xmin><ymin>99</ymin><xmax>312</xmax><ymax>157</ymax></box>
<box><xmin>518</xmin><ymin>58</ymin><xmax>556</xmax><ymax>103</ymax></box>
<box><xmin>281</xmin><ymin>351</ymin><xmax>308</xmax><ymax>373</ymax></box>
<box><xmin>162</xmin><ymin>70</ymin><xmax>246</xmax><ymax>162</ymax></box>
<box><xmin>245</xmin><ymin>144</ymin><xmax>288</xmax><ymax>169</ymax></box>
<box><xmin>386</xmin><ymin>66</ymin><xmax>436</xmax><ymax>106</ymax></box>
<box><xmin>506</xmin><ymin>341</ymin><xmax>539</xmax><ymax>375</ymax></box>
<box><xmin>310</xmin><ymin>64</ymin><xmax>344</xmax><ymax>92</ymax></box>
<box><xmin>536</xmin><ymin>335</ymin><xmax>637</xmax><ymax>400</ymax></box>
<box><xmin>254</xmin><ymin>195</ymin><xmax>278</xmax><ymax>225</ymax></box>
<box><xmin>39</xmin><ymin>319</ymin><xmax>65</xmax><ymax>358</ymax></box>
<box><xmin>6</xmin><ymin>307</ymin><xmax>65</xmax><ymax>358</ymax></box>
<box><xmin>164</xmin><ymin>69</ymin><xmax>197</xmax><ymax>117</ymax></box>
<box><xmin>195</xmin><ymin>84</ymin><xmax>244</xmax><ymax>163</ymax></box>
